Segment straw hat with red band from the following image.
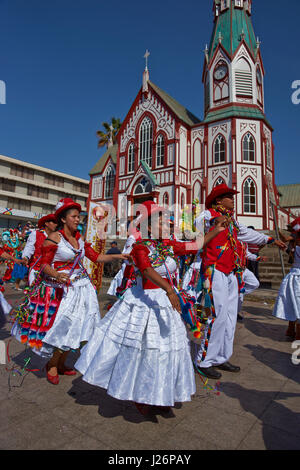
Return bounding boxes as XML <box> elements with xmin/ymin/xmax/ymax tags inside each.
<box><xmin>38</xmin><ymin>214</ymin><xmax>57</xmax><ymax>229</ymax></box>
<box><xmin>55</xmin><ymin>198</ymin><xmax>82</xmax><ymax>218</ymax></box>
<box><xmin>137</xmin><ymin>200</ymin><xmax>166</xmax><ymax>222</ymax></box>
<box><xmin>291</xmin><ymin>217</ymin><xmax>300</xmax><ymax>232</ymax></box>
<box><xmin>205</xmin><ymin>184</ymin><xmax>239</xmax><ymax>209</ymax></box>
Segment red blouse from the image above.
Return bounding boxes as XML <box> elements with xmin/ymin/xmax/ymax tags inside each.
<box><xmin>131</xmin><ymin>239</ymin><xmax>199</xmax><ymax>289</ymax></box>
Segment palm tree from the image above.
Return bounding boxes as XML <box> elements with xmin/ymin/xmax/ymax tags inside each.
<box><xmin>96</xmin><ymin>117</ymin><xmax>122</xmax><ymax>149</ymax></box>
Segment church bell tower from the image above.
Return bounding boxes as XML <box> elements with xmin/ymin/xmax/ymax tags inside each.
<box><xmin>199</xmin><ymin>0</ymin><xmax>278</xmax><ymax>230</ymax></box>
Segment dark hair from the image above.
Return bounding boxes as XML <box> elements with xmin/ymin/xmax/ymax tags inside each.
<box><xmin>146</xmin><ymin>211</ymin><xmax>166</xmax><ymax>238</ymax></box>
<box><xmin>247</xmin><ymin>226</ymin><xmax>255</xmax><ymax>230</ymax></box>
<box><xmin>56</xmin><ymin>207</ymin><xmax>80</xmax><ymax>230</ymax></box>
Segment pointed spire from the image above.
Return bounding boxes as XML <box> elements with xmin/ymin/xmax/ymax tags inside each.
<box><xmin>144</xmin><ymin>49</ymin><xmax>150</xmax><ymax>71</ymax></box>
<box><xmin>256</xmin><ymin>36</ymin><xmax>261</xmax><ymax>49</ymax></box>
<box><xmin>142</xmin><ymin>49</ymin><xmax>150</xmax><ymax>93</ymax></box>
<box><xmin>208</xmin><ymin>0</ymin><xmax>257</xmax><ymax>62</ymax></box>
<box><xmin>204</xmin><ymin>44</ymin><xmax>209</xmax><ymax>64</ymax></box>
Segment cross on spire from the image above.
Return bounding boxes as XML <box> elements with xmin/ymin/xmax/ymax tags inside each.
<box><xmin>144</xmin><ymin>49</ymin><xmax>150</xmax><ymax>70</ymax></box>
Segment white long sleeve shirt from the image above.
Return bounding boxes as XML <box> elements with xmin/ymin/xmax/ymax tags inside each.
<box><xmin>22</xmin><ymin>230</ymin><xmax>37</xmax><ymax>260</ymax></box>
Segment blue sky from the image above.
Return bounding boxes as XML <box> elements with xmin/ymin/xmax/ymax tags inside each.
<box><xmin>0</xmin><ymin>0</ymin><xmax>299</xmax><ymax>185</ymax></box>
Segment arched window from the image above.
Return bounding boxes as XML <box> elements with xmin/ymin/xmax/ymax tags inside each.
<box><xmin>156</xmin><ymin>135</ymin><xmax>165</xmax><ymax>167</ymax></box>
<box><xmin>214</xmin><ymin>135</ymin><xmax>226</xmax><ymax>163</ymax></box>
<box><xmin>134</xmin><ymin>178</ymin><xmax>152</xmax><ymax>195</ymax></box>
<box><xmin>139</xmin><ymin>117</ymin><xmax>153</xmax><ymax>168</ymax></box>
<box><xmin>242</xmin><ymin>133</ymin><xmax>255</xmax><ymax>162</ymax></box>
<box><xmin>256</xmin><ymin>66</ymin><xmax>263</xmax><ymax>105</ymax></box>
<box><xmin>193</xmin><ymin>140</ymin><xmax>202</xmax><ymax>168</ymax></box>
<box><xmin>213</xmin><ymin>60</ymin><xmax>229</xmax><ymax>103</ymax></box>
<box><xmin>193</xmin><ymin>181</ymin><xmax>201</xmax><ymax>202</ymax></box>
<box><xmin>243</xmin><ymin>177</ymin><xmax>256</xmax><ymax>214</ymax></box>
<box><xmin>215</xmin><ymin>177</ymin><xmax>225</xmax><ymax>187</ymax></box>
<box><xmin>181</xmin><ymin>193</ymin><xmax>185</xmax><ymax>210</ymax></box>
<box><xmin>235</xmin><ymin>57</ymin><xmax>253</xmax><ymax>98</ymax></box>
<box><xmin>266</xmin><ymin>141</ymin><xmax>271</xmax><ymax>169</ymax></box>
<box><xmin>163</xmin><ymin>192</ymin><xmax>169</xmax><ymax>207</ymax></box>
<box><xmin>128</xmin><ymin>143</ymin><xmax>135</xmax><ymax>173</ymax></box>
<box><xmin>104</xmin><ymin>166</ymin><xmax>115</xmax><ymax>199</ymax></box>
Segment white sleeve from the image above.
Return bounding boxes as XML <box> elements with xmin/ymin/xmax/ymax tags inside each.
<box><xmin>246</xmin><ymin>248</ymin><xmax>258</xmax><ymax>262</ymax></box>
<box><xmin>122</xmin><ymin>235</ymin><xmax>136</xmax><ymax>254</ymax></box>
<box><xmin>238</xmin><ymin>224</ymin><xmax>273</xmax><ymax>246</ymax></box>
<box><xmin>22</xmin><ymin>230</ymin><xmax>37</xmax><ymax>259</ymax></box>
<box><xmin>195</xmin><ymin>210</ymin><xmax>212</xmax><ymax>234</ymax></box>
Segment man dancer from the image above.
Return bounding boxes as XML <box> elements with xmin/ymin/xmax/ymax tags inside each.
<box><xmin>194</xmin><ymin>184</ymin><xmax>286</xmax><ymax>379</ymax></box>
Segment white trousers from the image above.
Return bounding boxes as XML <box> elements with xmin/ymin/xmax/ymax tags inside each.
<box><xmin>194</xmin><ymin>269</ymin><xmax>239</xmax><ymax>368</ymax></box>
<box><xmin>238</xmin><ymin>268</ymin><xmax>260</xmax><ymax>313</ymax></box>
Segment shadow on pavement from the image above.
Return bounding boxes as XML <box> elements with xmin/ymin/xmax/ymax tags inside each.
<box><xmin>243</xmin><ymin>317</ymin><xmax>289</xmax><ymax>342</ymax></box>
<box><xmin>244</xmin><ymin>344</ymin><xmax>300</xmax><ymax>385</ymax></box>
<box><xmin>67</xmin><ymin>376</ymin><xmax>180</xmax><ymax>424</ymax></box>
<box><xmin>220</xmin><ymin>382</ymin><xmax>300</xmax><ymax>450</ymax></box>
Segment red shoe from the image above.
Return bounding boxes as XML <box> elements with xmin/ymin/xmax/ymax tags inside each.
<box><xmin>134</xmin><ymin>402</ymin><xmax>151</xmax><ymax>416</ymax></box>
<box><xmin>58</xmin><ymin>367</ymin><xmax>77</xmax><ymax>376</ymax></box>
<box><xmin>46</xmin><ymin>364</ymin><xmax>59</xmax><ymax>385</ymax></box>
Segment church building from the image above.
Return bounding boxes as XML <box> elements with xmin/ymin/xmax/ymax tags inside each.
<box><xmin>88</xmin><ymin>0</ymin><xmax>291</xmax><ymax>233</ymax></box>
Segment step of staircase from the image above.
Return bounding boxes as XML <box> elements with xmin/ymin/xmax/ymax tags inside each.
<box><xmin>251</xmin><ymin>231</ymin><xmax>291</xmax><ymax>290</ymax></box>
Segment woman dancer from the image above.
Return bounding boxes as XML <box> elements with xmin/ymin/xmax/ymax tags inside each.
<box><xmin>12</xmin><ymin>198</ymin><xmax>128</xmax><ymax>384</ymax></box>
<box><xmin>75</xmin><ymin>201</ymin><xmax>225</xmax><ymax>416</ymax></box>
<box><xmin>22</xmin><ymin>214</ymin><xmax>57</xmax><ymax>286</ymax></box>
<box><xmin>0</xmin><ymin>247</ymin><xmax>22</xmax><ymax>325</ymax></box>
<box><xmin>273</xmin><ymin>217</ymin><xmax>300</xmax><ymax>340</ymax></box>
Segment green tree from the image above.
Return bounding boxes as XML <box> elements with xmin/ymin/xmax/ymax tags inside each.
<box><xmin>96</xmin><ymin>117</ymin><xmax>122</xmax><ymax>149</ymax></box>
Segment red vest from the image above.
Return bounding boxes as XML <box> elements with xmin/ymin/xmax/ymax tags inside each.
<box><xmin>202</xmin><ymin>209</ymin><xmax>239</xmax><ymax>275</ymax></box>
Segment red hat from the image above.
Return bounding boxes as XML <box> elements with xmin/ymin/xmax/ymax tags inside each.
<box><xmin>205</xmin><ymin>184</ymin><xmax>239</xmax><ymax>209</ymax></box>
<box><xmin>291</xmin><ymin>217</ymin><xmax>300</xmax><ymax>232</ymax></box>
<box><xmin>138</xmin><ymin>200</ymin><xmax>166</xmax><ymax>222</ymax></box>
<box><xmin>55</xmin><ymin>198</ymin><xmax>81</xmax><ymax>218</ymax></box>
<box><xmin>38</xmin><ymin>214</ymin><xmax>57</xmax><ymax>229</ymax></box>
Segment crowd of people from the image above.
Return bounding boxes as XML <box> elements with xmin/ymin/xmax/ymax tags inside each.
<box><xmin>0</xmin><ymin>184</ymin><xmax>299</xmax><ymax>418</ymax></box>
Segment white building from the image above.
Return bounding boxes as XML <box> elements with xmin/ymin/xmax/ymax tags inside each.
<box><xmin>0</xmin><ymin>154</ymin><xmax>89</xmax><ymax>229</ymax></box>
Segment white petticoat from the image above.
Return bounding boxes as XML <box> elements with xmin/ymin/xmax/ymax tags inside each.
<box><xmin>75</xmin><ymin>285</ymin><xmax>196</xmax><ymax>406</ymax></box>
<box><xmin>0</xmin><ymin>291</ymin><xmax>12</xmax><ymax>327</ymax></box>
<box><xmin>273</xmin><ymin>268</ymin><xmax>300</xmax><ymax>322</ymax></box>
<box><xmin>107</xmin><ymin>265</ymin><xmax>125</xmax><ymax>296</ymax></box>
<box><xmin>12</xmin><ymin>275</ymin><xmax>101</xmax><ymax>358</ymax></box>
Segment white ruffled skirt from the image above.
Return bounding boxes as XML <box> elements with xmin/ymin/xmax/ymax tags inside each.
<box><xmin>75</xmin><ymin>285</ymin><xmax>196</xmax><ymax>406</ymax></box>
<box><xmin>12</xmin><ymin>274</ymin><xmax>101</xmax><ymax>358</ymax></box>
<box><xmin>273</xmin><ymin>268</ymin><xmax>300</xmax><ymax>322</ymax></box>
<box><xmin>107</xmin><ymin>265</ymin><xmax>125</xmax><ymax>296</ymax></box>
<box><xmin>0</xmin><ymin>291</ymin><xmax>12</xmax><ymax>326</ymax></box>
